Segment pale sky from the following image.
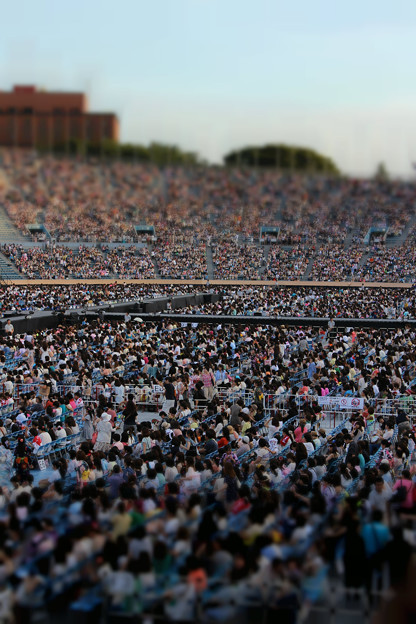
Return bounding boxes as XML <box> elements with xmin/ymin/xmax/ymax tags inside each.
<box><xmin>1</xmin><ymin>0</ymin><xmax>416</xmax><ymax>176</ymax></box>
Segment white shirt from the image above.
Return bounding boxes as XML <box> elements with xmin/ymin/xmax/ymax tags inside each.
<box><xmin>39</xmin><ymin>431</ymin><xmax>52</xmax><ymax>445</ymax></box>
<box><xmin>304</xmin><ymin>442</ymin><xmax>315</xmax><ymax>455</ymax></box>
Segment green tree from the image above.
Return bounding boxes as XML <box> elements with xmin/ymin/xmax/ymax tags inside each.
<box><xmin>224</xmin><ymin>143</ymin><xmax>339</xmax><ymax>175</ymax></box>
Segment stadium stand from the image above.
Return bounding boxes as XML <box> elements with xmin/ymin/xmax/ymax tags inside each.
<box><xmin>0</xmin><ymin>149</ymin><xmax>414</xmax><ymax>623</ymax></box>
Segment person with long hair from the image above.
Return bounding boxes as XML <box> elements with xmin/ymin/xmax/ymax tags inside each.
<box><xmin>82</xmin><ymin>407</ymin><xmax>94</xmax><ymax>441</ymax></box>
<box><xmin>13</xmin><ymin>437</ymin><xmax>31</xmax><ymax>482</ymax></box>
<box><xmin>222</xmin><ymin>461</ymin><xmax>239</xmax><ymax>506</ymax></box>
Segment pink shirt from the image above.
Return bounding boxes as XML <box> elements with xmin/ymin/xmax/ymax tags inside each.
<box><xmin>200</xmin><ymin>372</ymin><xmax>214</xmax><ymax>388</ymax></box>
<box><xmin>294</xmin><ymin>425</ymin><xmax>309</xmax><ymax>443</ymax></box>
<box><xmin>393</xmin><ymin>479</ymin><xmax>414</xmax><ymax>508</ymax></box>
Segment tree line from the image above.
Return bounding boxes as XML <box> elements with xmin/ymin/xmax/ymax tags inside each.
<box><xmin>40</xmin><ymin>139</ymin><xmax>201</xmax><ymax>166</ymax></box>
<box><xmin>224</xmin><ymin>144</ymin><xmax>339</xmax><ymax>174</ymax></box>
<box><xmin>38</xmin><ymin>140</ymin><xmax>340</xmax><ymax>173</ymax></box>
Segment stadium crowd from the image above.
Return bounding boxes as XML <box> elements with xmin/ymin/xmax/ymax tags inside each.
<box><xmin>1</xmin><ymin>151</ymin><xmax>416</xmax><ymax>248</ymax></box>
<box><xmin>0</xmin><ymin>150</ymin><xmax>416</xmax><ymax>621</ymax></box>
<box><xmin>309</xmin><ymin>244</ymin><xmax>364</xmax><ymax>281</ymax></box>
<box><xmin>2</xmin><ymin>238</ymin><xmax>416</xmax><ymax>282</ymax></box>
<box><xmin>0</xmin><ymin>284</ymin><xmax>416</xmax><ymax>320</ymax></box>
<box><xmin>173</xmin><ymin>285</ymin><xmax>416</xmax><ymax>319</ymax></box>
<box><xmin>357</xmin><ymin>244</ymin><xmax>416</xmax><ymax>283</ymax></box>
<box><xmin>103</xmin><ymin>246</ymin><xmax>155</xmax><ymax>279</ymax></box>
<box><xmin>1</xmin><ymin>244</ymin><xmax>156</xmax><ymax>280</ymax></box>
<box><xmin>152</xmin><ymin>241</ymin><xmax>208</xmax><ymax>280</ymax></box>
<box><xmin>0</xmin><ymin>283</ymin><xmax>203</xmax><ymax>314</ymax></box>
<box><xmin>264</xmin><ymin>246</ymin><xmax>311</xmax><ymax>280</ymax></box>
<box><xmin>211</xmin><ymin>238</ymin><xmax>265</xmax><ymax>279</ymax></box>
<box><xmin>0</xmin><ymin>310</ymin><xmax>413</xmax><ymax>621</ymax></box>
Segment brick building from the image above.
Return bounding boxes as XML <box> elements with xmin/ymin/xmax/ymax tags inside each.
<box><xmin>0</xmin><ymin>85</ymin><xmax>119</xmax><ymax>148</ymax></box>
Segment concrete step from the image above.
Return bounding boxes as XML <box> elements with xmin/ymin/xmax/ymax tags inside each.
<box><xmin>385</xmin><ymin>213</ymin><xmax>416</xmax><ymax>247</ymax></box>
<box><xmin>206</xmin><ymin>245</ymin><xmax>215</xmax><ymax>280</ymax></box>
<box><xmin>0</xmin><ymin>205</ymin><xmax>29</xmax><ymax>242</ymax></box>
<box><xmin>0</xmin><ymin>252</ymin><xmax>24</xmax><ymax>280</ymax></box>
<box><xmin>356</xmin><ymin>249</ymin><xmax>371</xmax><ymax>273</ymax></box>
<box><xmin>343</xmin><ymin>228</ymin><xmax>359</xmax><ymax>250</ymax></box>
<box><xmin>302</xmin><ymin>253</ymin><xmax>316</xmax><ymax>280</ymax></box>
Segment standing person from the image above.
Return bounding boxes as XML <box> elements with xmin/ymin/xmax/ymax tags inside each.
<box><xmin>307</xmin><ymin>357</ymin><xmax>316</xmax><ymax>381</ymax></box>
<box><xmin>361</xmin><ymin>510</ymin><xmax>391</xmax><ymax>597</ymax></box>
<box><xmin>14</xmin><ymin>437</ymin><xmax>31</xmax><ymax>482</ymax></box>
<box><xmin>39</xmin><ymin>375</ymin><xmax>52</xmax><ymax>405</ymax></box>
<box><xmin>113</xmin><ymin>378</ymin><xmax>125</xmax><ymax>407</ymax></box>
<box><xmin>200</xmin><ymin>366</ymin><xmax>216</xmax><ymax>401</ymax></box>
<box><xmin>343</xmin><ymin>520</ymin><xmax>366</xmax><ymax>592</ymax></box>
<box><xmin>4</xmin><ymin>320</ymin><xmax>14</xmax><ymax>336</ymax></box>
<box><xmin>253</xmin><ymin>380</ymin><xmax>264</xmax><ymax>415</ymax></box>
<box><xmin>229</xmin><ymin>399</ymin><xmax>244</xmax><ymax>429</ymax></box>
<box><xmin>222</xmin><ymin>461</ymin><xmax>239</xmax><ymax>507</ymax></box>
<box><xmin>82</xmin><ymin>373</ymin><xmax>92</xmax><ymax>400</ymax></box>
<box><xmin>368</xmin><ymin>477</ymin><xmax>392</xmax><ymax>520</ymax></box>
<box><xmin>82</xmin><ymin>408</ymin><xmax>94</xmax><ymax>441</ymax></box>
<box><xmin>163</xmin><ymin>377</ymin><xmax>176</xmax><ymax>414</ymax></box>
<box><xmin>123</xmin><ymin>394</ymin><xmax>138</xmax><ymax>433</ymax></box>
<box><xmin>192</xmin><ymin>381</ymin><xmax>207</xmax><ymax>411</ymax></box>
<box><xmin>94</xmin><ymin>412</ymin><xmax>113</xmax><ymax>452</ymax></box>
<box><xmin>391</xmin><ymin>470</ymin><xmax>414</xmax><ymax>512</ymax></box>
<box><xmin>214</xmin><ymin>365</ymin><xmax>228</xmax><ymax>388</ymax></box>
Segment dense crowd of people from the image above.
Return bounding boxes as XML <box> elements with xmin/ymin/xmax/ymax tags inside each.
<box><xmin>0</xmin><ymin>283</ymin><xmax>202</xmax><ymax>314</ymax></box>
<box><xmin>1</xmin><ymin>150</ymin><xmax>416</xmax><ymax>249</ymax></box>
<box><xmin>358</xmin><ymin>244</ymin><xmax>416</xmax><ymax>282</ymax></box>
<box><xmin>0</xmin><ymin>149</ymin><xmax>415</xmax><ymax>621</ymax></box>
<box><xmin>1</xmin><ymin>244</ymin><xmax>156</xmax><ymax>280</ymax></box>
<box><xmin>2</xmin><ymin>244</ymin><xmax>110</xmax><ymax>279</ymax></box>
<box><xmin>0</xmin><ymin>283</ymin><xmax>416</xmax><ymax>320</ymax></box>
<box><xmin>309</xmin><ymin>244</ymin><xmax>364</xmax><ymax>281</ymax></box>
<box><xmin>308</xmin><ymin>243</ymin><xmax>416</xmax><ymax>283</ymax></box>
<box><xmin>174</xmin><ymin>285</ymin><xmax>416</xmax><ymax>319</ymax></box>
<box><xmin>104</xmin><ymin>246</ymin><xmax>155</xmax><ymax>279</ymax></box>
<box><xmin>0</xmin><ymin>306</ymin><xmax>412</xmax><ymax>621</ymax></box>
<box><xmin>2</xmin><ymin>238</ymin><xmax>416</xmax><ymax>282</ymax></box>
<box><xmin>152</xmin><ymin>241</ymin><xmax>208</xmax><ymax>279</ymax></box>
<box><xmin>212</xmin><ymin>238</ymin><xmax>265</xmax><ymax>279</ymax></box>
<box><xmin>264</xmin><ymin>246</ymin><xmax>312</xmax><ymax>280</ymax></box>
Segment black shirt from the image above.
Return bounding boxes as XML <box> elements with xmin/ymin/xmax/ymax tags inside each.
<box><xmin>164</xmin><ymin>382</ymin><xmax>176</xmax><ymax>400</ymax></box>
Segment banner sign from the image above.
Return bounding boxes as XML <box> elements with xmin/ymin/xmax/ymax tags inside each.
<box><xmin>317</xmin><ymin>396</ymin><xmax>364</xmax><ymax>410</ymax></box>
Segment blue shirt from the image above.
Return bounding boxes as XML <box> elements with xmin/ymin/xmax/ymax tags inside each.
<box><xmin>361</xmin><ymin>522</ymin><xmax>390</xmax><ymax>557</ymax></box>
<box><xmin>307</xmin><ymin>362</ymin><xmax>316</xmax><ymax>379</ymax></box>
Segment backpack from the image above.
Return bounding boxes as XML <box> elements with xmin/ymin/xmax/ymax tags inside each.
<box><xmin>392</xmin><ymin>480</ymin><xmax>412</xmax><ymax>504</ymax></box>
<box><xmin>392</xmin><ymin>485</ymin><xmax>408</xmax><ymax>504</ymax></box>
<box><xmin>254</xmin><ymin>389</ymin><xmax>264</xmax><ymax>406</ymax></box>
